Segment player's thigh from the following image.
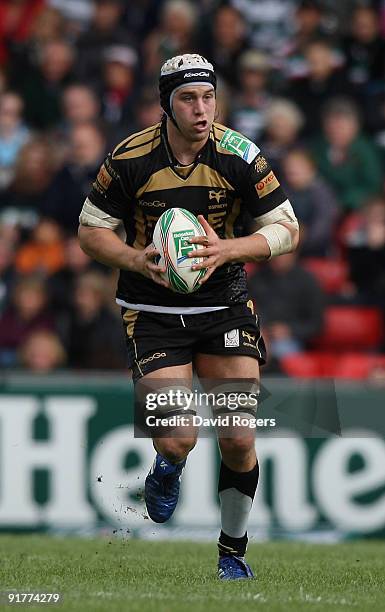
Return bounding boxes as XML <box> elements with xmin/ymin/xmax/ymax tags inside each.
<box><xmin>141</xmin><ymin>363</ymin><xmax>193</xmax><ymax>381</ymax></box>
<box><xmin>194</xmin><ymin>353</ymin><xmax>260</xmax><ymax>380</ymax></box>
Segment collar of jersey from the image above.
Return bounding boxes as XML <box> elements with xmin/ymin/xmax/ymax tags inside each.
<box><xmin>161</xmin><ymin>117</ymin><xmax>211</xmax><ymax>181</ymax></box>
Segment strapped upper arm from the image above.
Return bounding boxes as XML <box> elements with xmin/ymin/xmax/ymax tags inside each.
<box><xmin>82</xmin><ymin>152</ymin><xmax>130</xmax><ymax>223</ymax></box>
<box><xmin>253</xmin><ymin>199</ymin><xmax>299</xmax><ymax>258</ymax></box>
<box><xmin>79</xmin><ymin>197</ymin><xmax>122</xmax><ymax>230</ymax></box>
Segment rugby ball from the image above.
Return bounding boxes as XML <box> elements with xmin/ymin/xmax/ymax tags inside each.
<box><xmin>152</xmin><ymin>208</ymin><xmax>207</xmax><ymax>293</ymax></box>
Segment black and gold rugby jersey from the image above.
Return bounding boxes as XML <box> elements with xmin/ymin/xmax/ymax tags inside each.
<box><xmin>87</xmin><ymin>119</ymin><xmax>288</xmax><ymax>308</ymax></box>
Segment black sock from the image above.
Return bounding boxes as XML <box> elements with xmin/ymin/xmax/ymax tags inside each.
<box><xmin>217</xmin><ymin>460</ymin><xmax>259</xmax><ymax>557</ymax></box>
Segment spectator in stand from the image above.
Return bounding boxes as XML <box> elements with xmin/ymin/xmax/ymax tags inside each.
<box><xmin>248</xmin><ymin>252</ymin><xmax>325</xmax><ymax>365</ymax></box>
<box><xmin>227</xmin><ymin>0</ymin><xmax>298</xmax><ymax>57</ymax></box>
<box><xmin>48</xmin><ymin>0</ymin><xmax>94</xmax><ymax>37</ymax></box>
<box><xmin>282</xmin><ymin>148</ymin><xmax>338</xmax><ymax>257</ymax></box>
<box><xmin>343</xmin><ymin>6</ymin><xmax>385</xmax><ymax>94</ymax></box>
<box><xmin>0</xmin><ymin>91</ymin><xmax>30</xmax><ymax>190</ymax></box>
<box><xmin>100</xmin><ymin>45</ymin><xmax>138</xmax><ymax>129</ymax></box>
<box><xmin>261</xmin><ymin>98</ymin><xmax>304</xmax><ymax>174</ymax></box>
<box><xmin>229</xmin><ymin>50</ymin><xmax>273</xmax><ymax>142</ymax></box>
<box><xmin>0</xmin><ymin>275</ymin><xmax>54</xmax><ymax>367</ymax></box>
<box><xmin>18</xmin><ymin>39</ymin><xmax>76</xmax><ymax>130</ymax></box>
<box><xmin>342</xmin><ymin>5</ymin><xmax>385</xmax><ymax>134</ymax></box>
<box><xmin>42</xmin><ymin>123</ymin><xmax>106</xmax><ymax>232</ymax></box>
<box><xmin>0</xmin><ymin>237</ymin><xmax>15</xmax><ymax>314</ymax></box>
<box><xmin>18</xmin><ymin>329</ymin><xmax>66</xmax><ymax>373</ymax></box>
<box><xmin>317</xmin><ymin>0</ymin><xmax>368</xmax><ymax>36</ymax></box>
<box><xmin>48</xmin><ymin>235</ymin><xmax>100</xmax><ymax>312</ymax></box>
<box><xmin>57</xmin><ymin>271</ymin><xmax>127</xmax><ymax>369</ymax></box>
<box><xmin>368</xmin><ymin>92</ymin><xmax>385</xmax><ymax>161</ymax></box>
<box><xmin>287</xmin><ymin>39</ymin><xmax>353</xmax><ymax>135</ymax></box>
<box><xmin>61</xmin><ymin>84</ymin><xmax>101</xmax><ymax>131</ymax></box>
<box><xmin>8</xmin><ymin>7</ymin><xmax>66</xmax><ymax>89</ymax></box>
<box><xmin>54</xmin><ymin>83</ymin><xmax>102</xmax><ymax>161</ymax></box>
<box><xmin>343</xmin><ymin>195</ymin><xmax>385</xmax><ymax>305</ymax></box>
<box><xmin>29</xmin><ymin>6</ymin><xmax>65</xmax><ymax>44</ymax></box>
<box><xmin>198</xmin><ymin>4</ymin><xmax>249</xmax><ymax>90</ymax></box>
<box><xmin>312</xmin><ymin>97</ymin><xmax>383</xmax><ymax>212</ymax></box>
<box><xmin>0</xmin><ymin>66</ymin><xmax>7</xmax><ymax>94</ymax></box>
<box><xmin>75</xmin><ymin>0</ymin><xmax>133</xmax><ymax>88</ymax></box>
<box><xmin>143</xmin><ymin>0</ymin><xmax>198</xmax><ymax>79</ymax></box>
<box><xmin>122</xmin><ymin>0</ymin><xmax>166</xmax><ymax>43</ymax></box>
<box><xmin>14</xmin><ymin>217</ymin><xmax>65</xmax><ymax>276</ymax></box>
<box><xmin>0</xmin><ymin>216</ymin><xmax>20</xmax><ymax>247</ymax></box>
<box><xmin>125</xmin><ymin>88</ymin><xmax>162</xmax><ymax>137</ymax></box>
<box><xmin>0</xmin><ymin>0</ymin><xmax>45</xmax><ymax>67</ymax></box>
<box><xmin>381</xmin><ymin>0</ymin><xmax>385</xmax><ymax>37</ymax></box>
<box><xmin>283</xmin><ymin>0</ymin><xmax>330</xmax><ymax>80</ymax></box>
<box><xmin>0</xmin><ymin>138</ymin><xmax>56</xmax><ymax>230</ymax></box>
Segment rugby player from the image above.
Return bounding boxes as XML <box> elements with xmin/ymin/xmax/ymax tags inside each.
<box><xmin>78</xmin><ymin>54</ymin><xmax>299</xmax><ymax>580</ymax></box>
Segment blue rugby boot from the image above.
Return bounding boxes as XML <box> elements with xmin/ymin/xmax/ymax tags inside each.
<box><xmin>217</xmin><ymin>555</ymin><xmax>255</xmax><ymax>580</ymax></box>
<box><xmin>144</xmin><ymin>453</ymin><xmax>186</xmax><ymax>523</ymax></box>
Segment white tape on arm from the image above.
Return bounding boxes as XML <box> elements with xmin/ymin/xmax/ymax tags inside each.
<box><xmin>79</xmin><ymin>198</ymin><xmax>122</xmax><ymax>230</ymax></box>
<box><xmin>253</xmin><ymin>199</ymin><xmax>299</xmax><ymax>258</ymax></box>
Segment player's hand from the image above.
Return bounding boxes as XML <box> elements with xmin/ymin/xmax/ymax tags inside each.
<box><xmin>133</xmin><ymin>244</ymin><xmax>170</xmax><ymax>288</ymax></box>
<box><xmin>188</xmin><ymin>215</ymin><xmax>230</xmax><ymax>284</ymax></box>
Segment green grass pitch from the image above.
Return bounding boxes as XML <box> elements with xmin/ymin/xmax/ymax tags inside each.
<box><xmin>0</xmin><ymin>536</ymin><xmax>384</xmax><ymax>611</ymax></box>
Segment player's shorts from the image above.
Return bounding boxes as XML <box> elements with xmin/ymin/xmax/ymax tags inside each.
<box><xmin>122</xmin><ymin>300</ymin><xmax>266</xmax><ymax>383</ymax></box>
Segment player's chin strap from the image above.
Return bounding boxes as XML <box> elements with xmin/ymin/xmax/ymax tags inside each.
<box><xmin>253</xmin><ymin>199</ymin><xmax>299</xmax><ymax>258</ymax></box>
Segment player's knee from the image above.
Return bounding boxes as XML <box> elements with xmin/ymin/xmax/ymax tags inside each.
<box><xmin>156</xmin><ymin>436</ymin><xmax>197</xmax><ymax>462</ymax></box>
<box><xmin>219</xmin><ymin>435</ymin><xmax>255</xmax><ymax>459</ymax></box>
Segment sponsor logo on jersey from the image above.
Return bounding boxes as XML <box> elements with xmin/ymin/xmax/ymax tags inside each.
<box><xmin>209</xmin><ymin>189</ymin><xmax>226</xmax><ymax>203</ymax></box>
<box><xmin>96</xmin><ymin>164</ymin><xmax>112</xmax><ymax>191</ymax></box>
<box><xmin>256</xmin><ymin>171</ymin><xmax>280</xmax><ymax>198</ymax></box>
<box><xmin>138</xmin><ymin>199</ymin><xmax>166</xmax><ymax>208</ymax></box>
<box><xmin>208</xmin><ymin>203</ymin><xmax>227</xmax><ymax>210</ymax></box>
<box><xmin>219</xmin><ymin>129</ymin><xmax>260</xmax><ymax>164</ymax></box>
<box><xmin>184</xmin><ymin>72</ymin><xmax>210</xmax><ymax>78</ymax></box>
<box><xmin>224</xmin><ymin>329</ymin><xmax>240</xmax><ymax>347</ymax></box>
<box><xmin>138</xmin><ymin>352</ymin><xmax>166</xmax><ymax>366</ymax></box>
<box><xmin>242</xmin><ymin>330</ymin><xmax>255</xmax><ymax>344</ymax></box>
<box><xmin>255</xmin><ymin>155</ymin><xmax>268</xmax><ymax>173</ymax></box>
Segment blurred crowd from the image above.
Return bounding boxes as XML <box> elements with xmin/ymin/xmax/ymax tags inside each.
<box><xmin>0</xmin><ymin>0</ymin><xmax>384</xmax><ymax>375</ymax></box>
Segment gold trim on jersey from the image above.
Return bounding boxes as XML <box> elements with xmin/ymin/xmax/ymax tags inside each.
<box><xmin>225</xmin><ymin>197</ymin><xmax>241</xmax><ymax>239</ymax></box>
<box><xmin>132</xmin><ymin>207</ymin><xmax>146</xmax><ymax>250</ymax></box>
<box><xmin>123</xmin><ymin>309</ymin><xmax>139</xmax><ymax>338</ymax></box>
<box><xmin>213</xmin><ymin>122</ymin><xmax>228</xmax><ymax>133</ymax></box>
<box><xmin>135</xmin><ymin>164</ymin><xmax>234</xmax><ymax>198</ymax></box>
<box><xmin>112</xmin><ymin>123</ymin><xmax>161</xmax><ymax>157</ymax></box>
<box><xmin>113</xmin><ymin>136</ymin><xmax>161</xmax><ymax>160</ymax></box>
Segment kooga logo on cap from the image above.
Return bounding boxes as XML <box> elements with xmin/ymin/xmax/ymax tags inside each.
<box><xmin>184</xmin><ymin>72</ymin><xmax>210</xmax><ymax>78</ymax></box>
